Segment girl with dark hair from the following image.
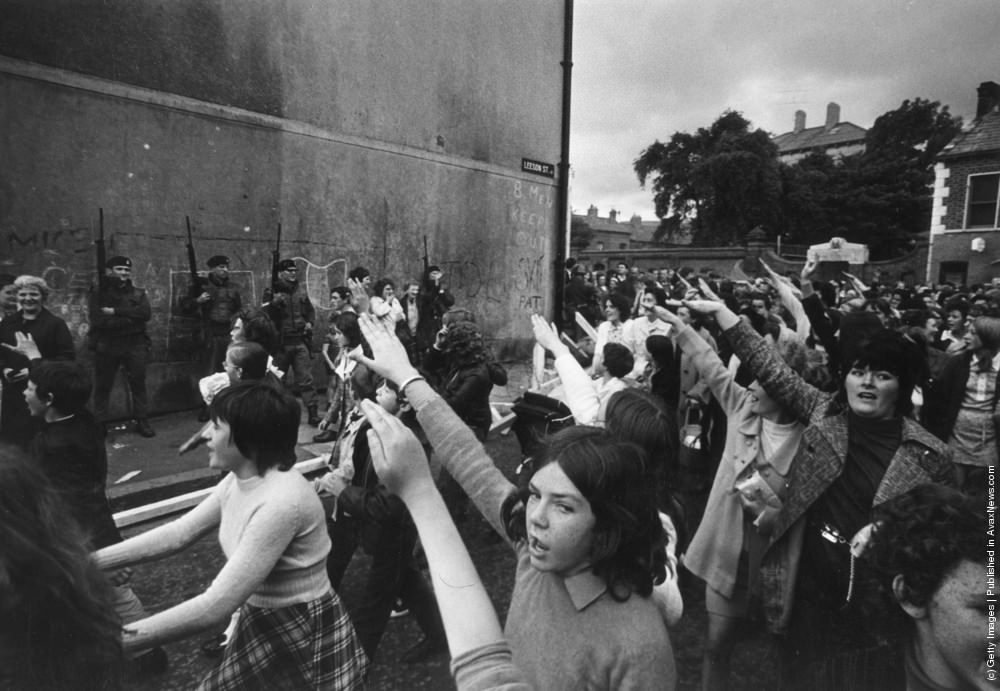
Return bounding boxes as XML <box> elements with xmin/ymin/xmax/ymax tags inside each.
<box><xmin>864</xmin><ymin>484</ymin><xmax>987</xmax><ymax>691</ymax></box>
<box><xmin>589</xmin><ymin>293</ymin><xmax>634</xmax><ymax>376</ymax></box>
<box><xmin>688</xmin><ymin>298</ymin><xmax>954</xmax><ymax>690</ymax></box>
<box><xmin>353</xmin><ymin>313</ymin><xmax>677</xmax><ymax>690</ymax></box>
<box><xmin>229</xmin><ymin>307</ymin><xmax>280</xmax><ymax>355</ymax></box>
<box><xmin>422</xmin><ymin>319</ymin><xmax>494</xmax><ymax>440</ymax></box>
<box><xmin>314</xmin><ymin>311</ymin><xmax>378</xmax><ymax>443</ymax></box>
<box><xmin>94</xmin><ymin>382</ymin><xmax>368</xmax><ymax>689</ymax></box>
<box><xmin>0</xmin><ymin>447</ymin><xmax>125</xmax><ymax>690</ymax></box>
<box><xmin>922</xmin><ymin>315</ymin><xmax>1000</xmax><ymax>491</ymax></box>
<box><xmin>937</xmin><ymin>298</ymin><xmax>970</xmax><ymax>353</ymax></box>
<box><xmin>369</xmin><ymin>277</ymin><xmax>404</xmax><ymax>324</ymax></box>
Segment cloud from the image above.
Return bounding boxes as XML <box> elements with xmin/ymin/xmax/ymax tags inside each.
<box><xmin>570</xmin><ymin>0</ymin><xmax>1000</xmax><ymax>221</ymax></box>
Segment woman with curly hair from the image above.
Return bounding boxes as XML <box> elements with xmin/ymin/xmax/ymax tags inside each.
<box><xmin>0</xmin><ymin>447</ymin><xmax>124</xmax><ymax>690</ymax></box>
<box><xmin>352</xmin><ymin>314</ymin><xmax>676</xmax><ymax>690</ymax></box>
<box><xmin>422</xmin><ymin>319</ymin><xmax>494</xmax><ymax>440</ymax></box>
<box><xmin>864</xmin><ymin>484</ymin><xmax>987</xmax><ymax>691</ymax></box>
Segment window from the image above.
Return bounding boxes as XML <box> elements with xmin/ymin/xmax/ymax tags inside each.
<box><xmin>966</xmin><ymin>173</ymin><xmax>1000</xmax><ymax>228</ymax></box>
<box><xmin>939</xmin><ymin>261</ymin><xmax>968</xmax><ymax>286</ymax></box>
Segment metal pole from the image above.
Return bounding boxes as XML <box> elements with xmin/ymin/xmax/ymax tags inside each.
<box><xmin>554</xmin><ymin>0</ymin><xmax>574</xmax><ymax>329</ymax></box>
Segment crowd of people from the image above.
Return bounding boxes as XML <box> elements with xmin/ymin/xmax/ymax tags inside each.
<box><xmin>0</xmin><ymin>252</ymin><xmax>993</xmax><ymax>690</ymax></box>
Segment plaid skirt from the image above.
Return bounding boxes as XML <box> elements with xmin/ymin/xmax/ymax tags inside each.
<box><xmin>199</xmin><ymin>591</ymin><xmax>368</xmax><ymax>690</ymax></box>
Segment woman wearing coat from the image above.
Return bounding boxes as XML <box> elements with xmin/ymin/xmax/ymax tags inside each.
<box><xmin>0</xmin><ymin>275</ymin><xmax>75</xmax><ymax>446</ymax></box>
<box><xmin>922</xmin><ymin>314</ymin><xmax>1000</xmax><ymax>492</ymax></box>
<box><xmin>656</xmin><ymin>305</ymin><xmax>808</xmax><ymax>691</ymax></box>
<box><xmin>687</xmin><ymin>299</ymin><xmax>954</xmax><ymax>691</ymax></box>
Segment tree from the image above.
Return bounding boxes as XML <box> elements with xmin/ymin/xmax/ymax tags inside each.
<box><xmin>778</xmin><ymin>99</ymin><xmax>962</xmax><ymax>258</ymax></box>
<box><xmin>635</xmin><ymin>111</ymin><xmax>783</xmax><ymax>246</ymax></box>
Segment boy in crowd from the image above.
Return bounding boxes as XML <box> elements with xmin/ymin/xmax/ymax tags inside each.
<box><xmin>25</xmin><ymin>361</ymin><xmax>167</xmax><ymax>676</ymax></box>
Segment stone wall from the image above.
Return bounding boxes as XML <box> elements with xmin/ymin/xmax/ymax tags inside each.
<box><xmin>0</xmin><ymin>1</ymin><xmax>565</xmax><ymax>415</ymax></box>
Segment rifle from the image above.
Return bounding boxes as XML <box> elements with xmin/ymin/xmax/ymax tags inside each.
<box><xmin>270</xmin><ymin>222</ymin><xmax>282</xmax><ymax>293</ymax></box>
<box><xmin>186</xmin><ymin>217</ymin><xmax>207</xmax><ymax>346</ymax></box>
<box><xmin>186</xmin><ymin>216</ymin><xmax>201</xmax><ymax>300</ymax></box>
<box><xmin>95</xmin><ymin>207</ymin><xmax>107</xmax><ymax>294</ymax></box>
<box><xmin>422</xmin><ymin>235</ymin><xmax>430</xmax><ymax>277</ymax></box>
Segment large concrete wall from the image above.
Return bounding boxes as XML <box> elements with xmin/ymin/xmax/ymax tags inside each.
<box><xmin>0</xmin><ymin>1</ymin><xmax>565</xmax><ymax>415</ymax></box>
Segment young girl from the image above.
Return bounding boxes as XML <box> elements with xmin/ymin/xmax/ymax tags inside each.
<box><xmin>315</xmin><ymin>312</ymin><xmax>377</xmax><ymax>443</ymax></box>
<box><xmin>93</xmin><ymin>381</ymin><xmax>367</xmax><ymax>689</ymax></box>
<box><xmin>353</xmin><ymin>313</ymin><xmax>677</xmax><ymax>690</ymax></box>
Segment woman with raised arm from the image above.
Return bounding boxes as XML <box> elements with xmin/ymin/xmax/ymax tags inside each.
<box><xmin>94</xmin><ymin>382</ymin><xmax>367</xmax><ymax>690</ymax></box>
<box><xmin>359</xmin><ymin>398</ymin><xmax>531</xmax><ymax>690</ymax></box>
<box><xmin>650</xmin><ymin>304</ymin><xmax>808</xmax><ymax>691</ymax></box>
<box><xmin>683</xmin><ymin>297</ymin><xmax>954</xmax><ymax>691</ymax></box>
<box><xmin>352</xmin><ymin>313</ymin><xmax>676</xmax><ymax>691</ymax></box>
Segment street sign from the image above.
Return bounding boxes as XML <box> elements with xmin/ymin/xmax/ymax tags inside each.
<box><xmin>521</xmin><ymin>158</ymin><xmax>555</xmax><ymax>178</ymax></box>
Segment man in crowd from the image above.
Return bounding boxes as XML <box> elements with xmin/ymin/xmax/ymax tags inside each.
<box><xmin>89</xmin><ymin>256</ymin><xmax>155</xmax><ymax>438</ymax></box>
<box><xmin>186</xmin><ymin>254</ymin><xmax>242</xmax><ymax>421</ymax></box>
<box><xmin>266</xmin><ymin>258</ymin><xmax>320</xmax><ymax>425</ymax></box>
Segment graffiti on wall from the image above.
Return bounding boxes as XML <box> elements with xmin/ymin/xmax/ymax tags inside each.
<box><xmin>507</xmin><ymin>179</ymin><xmax>551</xmax><ymax>313</ymax></box>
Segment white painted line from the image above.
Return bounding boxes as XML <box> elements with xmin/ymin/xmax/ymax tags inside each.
<box><xmin>113</xmin><ymin>456</ymin><xmax>330</xmax><ymax>528</ymax></box>
<box><xmin>114</xmin><ymin>470</ymin><xmax>142</xmax><ymax>484</ymax></box>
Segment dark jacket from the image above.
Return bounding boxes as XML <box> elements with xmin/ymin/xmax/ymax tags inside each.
<box><xmin>922</xmin><ymin>350</ymin><xmax>1000</xmax><ymax>449</ymax></box>
<box><xmin>88</xmin><ymin>280</ymin><xmax>151</xmax><ymax>344</ymax></box>
<box><xmin>725</xmin><ymin>321</ymin><xmax>954</xmax><ymax>633</ymax></box>
<box><xmin>183</xmin><ymin>274</ymin><xmax>242</xmax><ymax>331</ymax></box>
<box><xmin>31</xmin><ymin>412</ymin><xmax>122</xmax><ymax>549</ymax></box>
<box><xmin>0</xmin><ymin>309</ymin><xmax>76</xmax><ymax>444</ymax></box>
<box><xmin>416</xmin><ymin>281</ymin><xmax>454</xmax><ymax>350</ymax></box>
<box><xmin>423</xmin><ymin>348</ymin><xmax>493</xmax><ymax>437</ymax></box>
<box><xmin>0</xmin><ymin>308</ymin><xmax>75</xmax><ymax>370</ymax></box>
<box><xmin>337</xmin><ymin>419</ymin><xmax>409</xmax><ymax>538</ymax></box>
<box><xmin>267</xmin><ymin>279</ymin><xmax>315</xmax><ymax>343</ymax></box>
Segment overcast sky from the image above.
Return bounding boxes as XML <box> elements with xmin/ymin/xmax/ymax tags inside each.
<box><xmin>569</xmin><ymin>0</ymin><xmax>1000</xmax><ymax>222</ymax></box>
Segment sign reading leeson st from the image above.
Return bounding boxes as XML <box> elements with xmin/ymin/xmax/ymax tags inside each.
<box><xmin>521</xmin><ymin>158</ymin><xmax>555</xmax><ymax>178</ymax></box>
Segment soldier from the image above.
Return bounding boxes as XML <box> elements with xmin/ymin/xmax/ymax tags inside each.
<box><xmin>266</xmin><ymin>258</ymin><xmax>320</xmax><ymax>425</ymax></box>
<box><xmin>89</xmin><ymin>256</ymin><xmax>155</xmax><ymax>437</ymax></box>
<box><xmin>185</xmin><ymin>254</ymin><xmax>242</xmax><ymax>421</ymax></box>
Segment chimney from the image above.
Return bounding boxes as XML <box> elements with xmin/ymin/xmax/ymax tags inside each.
<box><xmin>609</xmin><ymin>209</ymin><xmax>618</xmax><ymax>223</ymax></box>
<box><xmin>825</xmin><ymin>102</ymin><xmax>840</xmax><ymax>131</ymax></box>
<box><xmin>977</xmin><ymin>81</ymin><xmax>1000</xmax><ymax>119</ymax></box>
<box><xmin>587</xmin><ymin>205</ymin><xmax>598</xmax><ymax>219</ymax></box>
<box><xmin>794</xmin><ymin>110</ymin><xmax>806</xmax><ymax>133</ymax></box>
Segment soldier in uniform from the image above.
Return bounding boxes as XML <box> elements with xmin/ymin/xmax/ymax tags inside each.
<box><xmin>186</xmin><ymin>254</ymin><xmax>242</xmax><ymax>421</ymax></box>
<box><xmin>266</xmin><ymin>258</ymin><xmax>320</xmax><ymax>425</ymax></box>
<box><xmin>89</xmin><ymin>256</ymin><xmax>155</xmax><ymax>438</ymax></box>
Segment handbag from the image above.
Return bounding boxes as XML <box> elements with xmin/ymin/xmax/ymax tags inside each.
<box><xmin>511</xmin><ymin>392</ymin><xmax>574</xmax><ymax>471</ymax></box>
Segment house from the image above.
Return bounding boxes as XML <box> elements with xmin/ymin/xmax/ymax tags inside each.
<box><xmin>772</xmin><ymin>102</ymin><xmax>868</xmax><ymax>164</ymax></box>
<box><xmin>926</xmin><ymin>81</ymin><xmax>1000</xmax><ymax>286</ymax></box>
<box><xmin>573</xmin><ymin>206</ymin><xmax>662</xmax><ymax>251</ymax></box>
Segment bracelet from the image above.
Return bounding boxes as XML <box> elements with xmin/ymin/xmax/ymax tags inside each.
<box><xmin>399</xmin><ymin>374</ymin><xmax>426</xmax><ymax>390</ymax></box>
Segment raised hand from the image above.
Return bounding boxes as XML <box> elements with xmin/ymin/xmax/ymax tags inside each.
<box><xmin>347</xmin><ymin>277</ymin><xmax>370</xmax><ymax>313</ymax></box>
<box><xmin>800</xmin><ymin>257</ymin><xmax>819</xmax><ymax>283</ymax></box>
<box><xmin>530</xmin><ymin>314</ymin><xmax>568</xmax><ymax>356</ymax></box>
<box><xmin>684</xmin><ymin>298</ymin><xmax>739</xmax><ymax>330</ymax></box>
<box><xmin>351</xmin><ymin>313</ymin><xmax>421</xmax><ymax>386</ymax></box>
<box><xmin>682</xmin><ymin>298</ymin><xmax>724</xmax><ymax>315</ymax></box>
<box><xmin>652</xmin><ymin>305</ymin><xmax>684</xmax><ymax>330</ymax></box>
<box><xmin>697</xmin><ymin>278</ymin><xmax>721</xmax><ymax>302</ymax></box>
<box><xmin>1</xmin><ymin>331</ymin><xmax>41</xmax><ymax>360</ymax></box>
<box><xmin>361</xmin><ymin>399</ymin><xmax>432</xmax><ymax>503</ymax></box>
